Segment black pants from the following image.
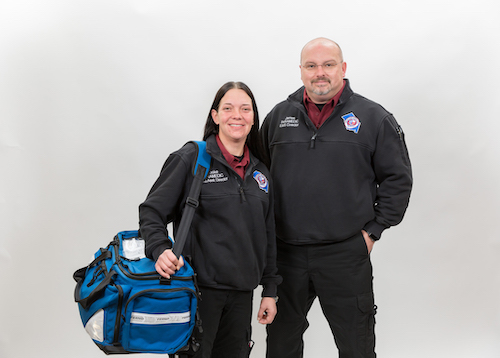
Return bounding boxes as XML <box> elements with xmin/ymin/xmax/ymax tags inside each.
<box><xmin>193</xmin><ymin>287</ymin><xmax>253</xmax><ymax>358</ymax></box>
<box><xmin>267</xmin><ymin>233</ymin><xmax>376</xmax><ymax>358</ymax></box>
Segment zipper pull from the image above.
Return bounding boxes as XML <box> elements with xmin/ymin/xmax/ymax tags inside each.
<box><xmin>310</xmin><ymin>132</ymin><xmax>318</xmax><ymax>149</ymax></box>
<box><xmin>396</xmin><ymin>126</ymin><xmax>403</xmax><ymax>140</ymax></box>
<box><xmin>239</xmin><ymin>186</ymin><xmax>247</xmax><ymax>203</ymax></box>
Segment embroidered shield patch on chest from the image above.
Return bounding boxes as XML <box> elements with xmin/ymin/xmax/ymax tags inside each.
<box><xmin>341</xmin><ymin>112</ymin><xmax>361</xmax><ymax>134</ymax></box>
<box><xmin>252</xmin><ymin>171</ymin><xmax>269</xmax><ymax>193</ymax></box>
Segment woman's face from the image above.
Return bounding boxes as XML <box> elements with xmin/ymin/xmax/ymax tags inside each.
<box><xmin>211</xmin><ymin>88</ymin><xmax>254</xmax><ymax>145</ymax></box>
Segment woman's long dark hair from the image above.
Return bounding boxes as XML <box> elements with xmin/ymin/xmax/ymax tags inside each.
<box><xmin>203</xmin><ymin>81</ymin><xmax>266</xmax><ymax>163</ymax></box>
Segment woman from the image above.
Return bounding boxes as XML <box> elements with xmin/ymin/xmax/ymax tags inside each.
<box><xmin>139</xmin><ymin>81</ymin><xmax>281</xmax><ymax>358</ymax></box>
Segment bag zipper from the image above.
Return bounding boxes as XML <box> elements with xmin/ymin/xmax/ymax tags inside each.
<box><xmin>117</xmin><ymin>261</ymin><xmax>194</xmax><ymax>282</ymax></box>
<box><xmin>124</xmin><ymin>287</ymin><xmax>198</xmax><ymax>314</ymax></box>
<box><xmin>112</xmin><ymin>243</ymin><xmax>194</xmax><ymax>282</ymax></box>
<box><xmin>113</xmin><ymin>284</ymin><xmax>124</xmax><ymax>345</ymax></box>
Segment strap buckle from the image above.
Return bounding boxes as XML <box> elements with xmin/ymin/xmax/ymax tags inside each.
<box><xmin>186</xmin><ymin>197</ymin><xmax>199</xmax><ymax>208</ymax></box>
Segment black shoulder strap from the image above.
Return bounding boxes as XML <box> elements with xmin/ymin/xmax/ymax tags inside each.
<box><xmin>172</xmin><ymin>141</ymin><xmax>210</xmax><ymax>257</ymax></box>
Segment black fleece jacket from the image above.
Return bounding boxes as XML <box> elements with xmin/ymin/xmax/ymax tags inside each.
<box><xmin>139</xmin><ymin>135</ymin><xmax>281</xmax><ymax>297</ymax></box>
<box><xmin>260</xmin><ymin>79</ymin><xmax>412</xmax><ymax>243</ymax></box>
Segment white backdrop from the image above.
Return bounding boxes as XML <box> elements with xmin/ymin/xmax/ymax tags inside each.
<box><xmin>1</xmin><ymin>1</ymin><xmax>500</xmax><ymax>357</ymax></box>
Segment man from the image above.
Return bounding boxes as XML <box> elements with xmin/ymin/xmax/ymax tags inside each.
<box><xmin>260</xmin><ymin>38</ymin><xmax>412</xmax><ymax>358</ymax></box>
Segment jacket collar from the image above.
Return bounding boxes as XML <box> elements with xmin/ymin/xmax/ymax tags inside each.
<box><xmin>205</xmin><ymin>134</ymin><xmax>259</xmax><ymax>173</ymax></box>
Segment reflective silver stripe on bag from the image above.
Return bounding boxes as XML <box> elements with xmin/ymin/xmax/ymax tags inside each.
<box><xmin>130</xmin><ymin>311</ymin><xmax>191</xmax><ymax>325</ymax></box>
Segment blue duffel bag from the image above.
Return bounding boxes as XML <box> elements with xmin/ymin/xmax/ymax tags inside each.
<box><xmin>73</xmin><ymin>230</ymin><xmax>201</xmax><ymax>355</ymax></box>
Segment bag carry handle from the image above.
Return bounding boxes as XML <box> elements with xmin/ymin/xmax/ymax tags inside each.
<box><xmin>172</xmin><ymin>141</ymin><xmax>210</xmax><ymax>258</ymax></box>
<box><xmin>74</xmin><ymin>266</ymin><xmax>118</xmax><ymax>310</ymax></box>
<box><xmin>73</xmin><ymin>248</ymin><xmax>117</xmax><ymax>309</ymax></box>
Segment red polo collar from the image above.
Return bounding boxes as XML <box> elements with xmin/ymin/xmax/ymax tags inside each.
<box><xmin>216</xmin><ymin>135</ymin><xmax>249</xmax><ymax>179</ymax></box>
<box><xmin>303</xmin><ymin>80</ymin><xmax>346</xmax><ymax>128</ymax></box>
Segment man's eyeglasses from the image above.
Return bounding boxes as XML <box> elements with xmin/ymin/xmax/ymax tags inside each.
<box><xmin>302</xmin><ymin>62</ymin><xmax>342</xmax><ymax>72</ymax></box>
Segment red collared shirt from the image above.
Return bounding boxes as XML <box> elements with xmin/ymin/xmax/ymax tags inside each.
<box><xmin>216</xmin><ymin>135</ymin><xmax>250</xmax><ymax>179</ymax></box>
<box><xmin>303</xmin><ymin>80</ymin><xmax>346</xmax><ymax>128</ymax></box>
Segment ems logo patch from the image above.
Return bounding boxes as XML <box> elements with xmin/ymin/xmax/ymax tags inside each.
<box><xmin>252</xmin><ymin>171</ymin><xmax>269</xmax><ymax>193</ymax></box>
<box><xmin>341</xmin><ymin>112</ymin><xmax>361</xmax><ymax>134</ymax></box>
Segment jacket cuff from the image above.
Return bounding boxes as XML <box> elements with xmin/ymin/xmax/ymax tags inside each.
<box><xmin>363</xmin><ymin>220</ymin><xmax>387</xmax><ymax>240</ymax></box>
<box><xmin>152</xmin><ymin>241</ymin><xmax>173</xmax><ymax>262</ymax></box>
<box><xmin>261</xmin><ymin>283</ymin><xmax>278</xmax><ymax>298</ymax></box>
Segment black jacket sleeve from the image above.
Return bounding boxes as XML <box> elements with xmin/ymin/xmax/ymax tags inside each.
<box><xmin>259</xmin><ymin>175</ymin><xmax>282</xmax><ymax>297</ymax></box>
<box><xmin>363</xmin><ymin>114</ymin><xmax>412</xmax><ymax>239</ymax></box>
<box><xmin>139</xmin><ymin>150</ymin><xmax>192</xmax><ymax>261</ymax></box>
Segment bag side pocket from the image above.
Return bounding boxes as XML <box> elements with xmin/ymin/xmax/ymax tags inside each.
<box><xmin>79</xmin><ymin>284</ymin><xmax>124</xmax><ymax>347</ymax></box>
<box><xmin>122</xmin><ymin>287</ymin><xmax>197</xmax><ymax>354</ymax></box>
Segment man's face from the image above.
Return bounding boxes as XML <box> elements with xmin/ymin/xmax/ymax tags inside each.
<box><xmin>300</xmin><ymin>43</ymin><xmax>347</xmax><ymax>104</ymax></box>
